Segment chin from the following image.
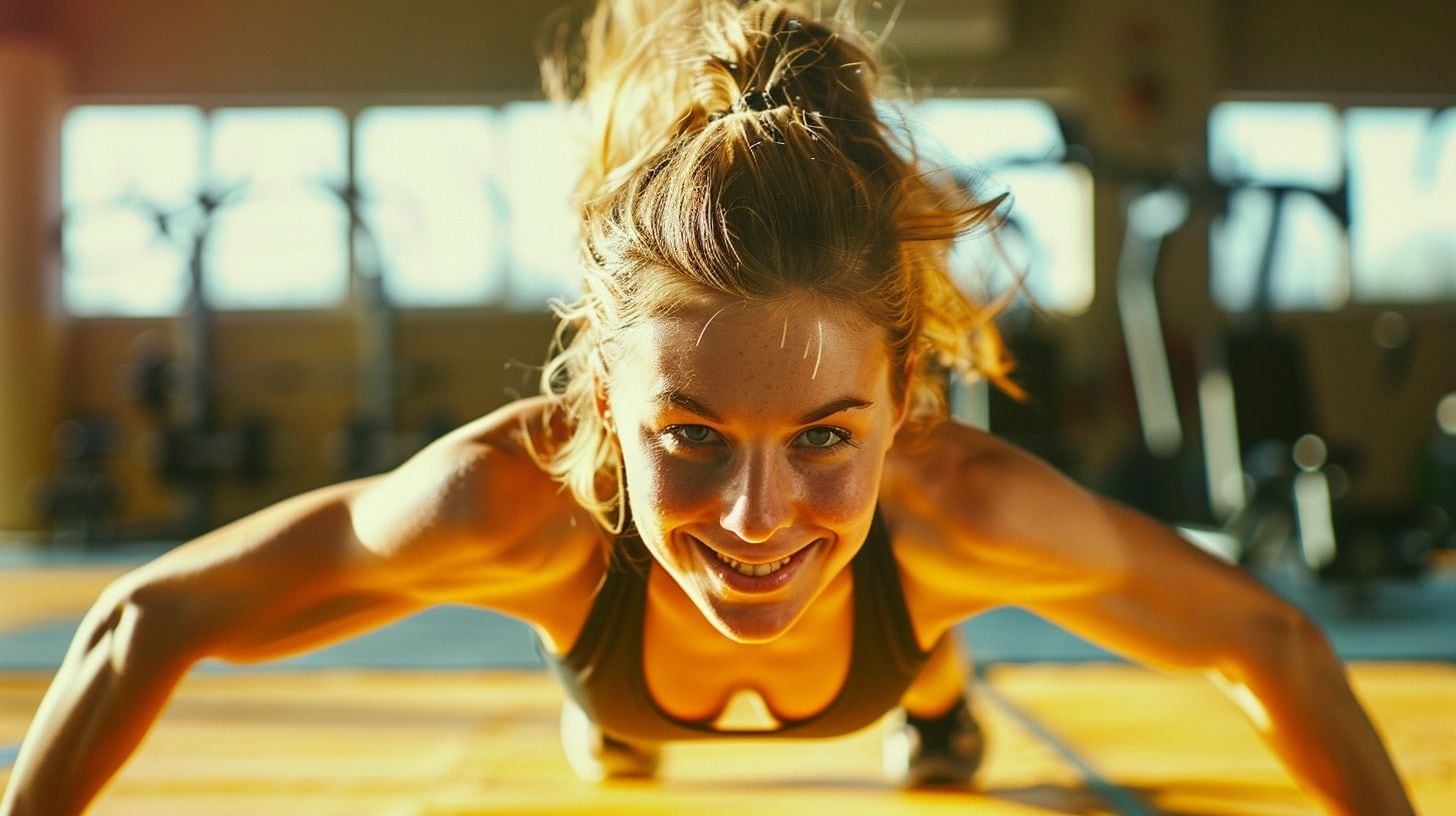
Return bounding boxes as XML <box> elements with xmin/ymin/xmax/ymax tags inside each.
<box><xmin>695</xmin><ymin>595</ymin><xmax>806</xmax><ymax>644</ymax></box>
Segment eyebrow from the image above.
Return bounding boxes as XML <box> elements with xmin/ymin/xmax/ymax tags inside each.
<box><xmin>657</xmin><ymin>391</ymin><xmax>873</xmax><ymax>425</ymax></box>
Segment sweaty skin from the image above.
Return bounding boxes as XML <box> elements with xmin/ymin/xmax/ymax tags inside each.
<box><xmin>609</xmin><ymin>299</ymin><xmax>903</xmax><ymax>645</ymax></box>
<box><xmin>0</xmin><ymin>302</ymin><xmax>1416</xmax><ymax>816</ymax></box>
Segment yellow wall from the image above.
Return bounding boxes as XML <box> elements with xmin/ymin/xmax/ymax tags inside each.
<box><xmin>0</xmin><ymin>40</ymin><xmax>66</xmax><ymax>530</ymax></box>
<box><xmin>59</xmin><ymin>311</ymin><xmax>554</xmax><ymax>532</ymax></box>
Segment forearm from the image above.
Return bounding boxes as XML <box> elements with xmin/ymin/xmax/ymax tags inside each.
<box><xmin>1223</xmin><ymin>615</ymin><xmax>1415</xmax><ymax>816</ymax></box>
<box><xmin>0</xmin><ymin>594</ymin><xmax>195</xmax><ymax>816</ymax></box>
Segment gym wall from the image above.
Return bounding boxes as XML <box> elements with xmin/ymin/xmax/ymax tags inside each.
<box><xmin>1</xmin><ymin>0</ymin><xmax>1453</xmax><ymax>532</ymax></box>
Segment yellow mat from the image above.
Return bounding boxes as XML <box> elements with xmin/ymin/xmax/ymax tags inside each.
<box><xmin>0</xmin><ymin>565</ymin><xmax>126</xmax><ymax>633</ymax></box>
<box><xmin>990</xmin><ymin>662</ymin><xmax>1456</xmax><ymax>816</ymax></box>
<box><xmin>3</xmin><ymin>664</ymin><xmax>1451</xmax><ymax>815</ymax></box>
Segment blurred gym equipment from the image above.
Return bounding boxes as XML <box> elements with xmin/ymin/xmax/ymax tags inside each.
<box><xmin>1206</xmin><ymin>177</ymin><xmax>1434</xmax><ymax>590</ymax></box>
<box><xmin>1416</xmin><ymin>392</ymin><xmax>1456</xmax><ymax>556</ymax></box>
<box><xmin>1103</xmin><ymin>181</ymin><xmax>1216</xmax><ymax>525</ymax></box>
<box><xmin>323</xmin><ymin>175</ymin><xmax>454</xmax><ymax>478</ymax></box>
<box><xmin>946</xmin><ymin>122</ymin><xmax>1083</xmax><ymax>476</ymax></box>
<box><xmin>121</xmin><ymin>189</ymin><xmax>276</xmax><ymax>536</ymax></box>
<box><xmin>31</xmin><ymin>417</ymin><xmax>122</xmax><ymax>546</ymax></box>
<box><xmin>1054</xmin><ymin>118</ymin><xmax>1221</xmax><ymax>527</ymax></box>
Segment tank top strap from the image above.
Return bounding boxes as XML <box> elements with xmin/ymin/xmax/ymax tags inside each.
<box><xmin>839</xmin><ymin>505</ymin><xmax>936</xmax><ymax>714</ymax></box>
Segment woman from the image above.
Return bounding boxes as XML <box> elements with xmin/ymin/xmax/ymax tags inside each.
<box><xmin>0</xmin><ymin>2</ymin><xmax>1415</xmax><ymax>814</ymax></box>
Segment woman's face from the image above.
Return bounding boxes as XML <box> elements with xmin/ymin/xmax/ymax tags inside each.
<box><xmin>606</xmin><ymin>297</ymin><xmax>906</xmax><ymax>644</ymax></box>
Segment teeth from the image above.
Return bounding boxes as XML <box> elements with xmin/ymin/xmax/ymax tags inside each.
<box><xmin>711</xmin><ymin>550</ymin><xmax>792</xmax><ymax>577</ymax></box>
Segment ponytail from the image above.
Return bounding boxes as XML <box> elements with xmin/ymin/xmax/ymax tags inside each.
<box><xmin>537</xmin><ymin>0</ymin><xmax>1018</xmax><ymax>532</ymax></box>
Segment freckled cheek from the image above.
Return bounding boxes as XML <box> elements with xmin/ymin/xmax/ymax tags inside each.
<box><xmin>794</xmin><ymin>459</ymin><xmax>881</xmax><ymax>527</ymax></box>
<box><xmin>652</xmin><ymin>466</ymin><xmax>721</xmax><ymax>521</ymax></box>
<box><xmin>620</xmin><ymin>444</ymin><xmax>718</xmax><ymax>523</ymax></box>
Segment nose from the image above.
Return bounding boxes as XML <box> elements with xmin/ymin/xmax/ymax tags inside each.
<box><xmin>719</xmin><ymin>447</ymin><xmax>793</xmax><ymax>544</ymax></box>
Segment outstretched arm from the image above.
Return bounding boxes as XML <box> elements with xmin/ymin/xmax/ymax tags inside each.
<box><xmin>1028</xmin><ymin>500</ymin><xmax>1414</xmax><ymax>816</ymax></box>
<box><xmin>0</xmin><ymin>407</ymin><xmax>576</xmax><ymax>816</ymax></box>
<box><xmin>932</xmin><ymin>429</ymin><xmax>1415</xmax><ymax>816</ymax></box>
<box><xmin>0</xmin><ymin>480</ymin><xmax>414</xmax><ymax>816</ymax></box>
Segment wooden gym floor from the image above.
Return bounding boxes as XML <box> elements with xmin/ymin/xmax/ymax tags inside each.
<box><xmin>1</xmin><ymin>558</ymin><xmax>1453</xmax><ymax>815</ymax></box>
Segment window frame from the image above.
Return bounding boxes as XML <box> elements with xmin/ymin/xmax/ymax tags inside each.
<box><xmin>1206</xmin><ymin>91</ymin><xmax>1456</xmax><ymax>317</ymax></box>
<box><xmin>59</xmin><ymin>89</ymin><xmax>1098</xmax><ymax>320</ymax></box>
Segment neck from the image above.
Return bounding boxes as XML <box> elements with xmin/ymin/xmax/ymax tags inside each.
<box><xmin>645</xmin><ymin>560</ymin><xmax>854</xmax><ymax>652</ymax></box>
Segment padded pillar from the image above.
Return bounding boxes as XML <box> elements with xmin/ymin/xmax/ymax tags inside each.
<box><xmin>0</xmin><ymin>39</ymin><xmax>68</xmax><ymax>531</ymax></box>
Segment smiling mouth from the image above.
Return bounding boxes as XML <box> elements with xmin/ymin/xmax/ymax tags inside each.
<box><xmin>688</xmin><ymin>534</ymin><xmax>818</xmax><ymax>588</ymax></box>
<box><xmin>709</xmin><ymin>550</ymin><xmax>792</xmax><ymax>577</ymax></box>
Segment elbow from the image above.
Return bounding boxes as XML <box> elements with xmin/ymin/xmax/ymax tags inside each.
<box><xmin>1263</xmin><ymin>601</ymin><xmax>1333</xmax><ymax>660</ymax></box>
<box><xmin>1224</xmin><ymin>598</ymin><xmax>1340</xmax><ymax>685</ymax></box>
<box><xmin>1207</xmin><ymin>601</ymin><xmax>1337</xmax><ymax>731</ymax></box>
<box><xmin>83</xmin><ymin>579</ymin><xmax>210</xmax><ymax>675</ymax></box>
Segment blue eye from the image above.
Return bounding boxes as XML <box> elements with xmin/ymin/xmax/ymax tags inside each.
<box><xmin>669</xmin><ymin>425</ymin><xmax>720</xmax><ymax>445</ymax></box>
<box><xmin>796</xmin><ymin>426</ymin><xmax>849</xmax><ymax>449</ymax></box>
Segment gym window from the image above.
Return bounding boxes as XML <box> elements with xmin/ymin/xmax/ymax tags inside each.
<box><xmin>61</xmin><ymin>98</ymin><xmax>1091</xmax><ymax>316</ymax></box>
<box><xmin>1209</xmin><ymin>100</ymin><xmax>1456</xmax><ymax>312</ymax></box>
<box><xmin>909</xmin><ymin>98</ymin><xmax>1095</xmax><ymax>316</ymax></box>
<box><xmin>495</xmin><ymin>101</ymin><xmax>588</xmax><ymax>307</ymax></box>
<box><xmin>353</xmin><ymin>106</ymin><xmax>507</xmax><ymax>306</ymax></box>
<box><xmin>206</xmin><ymin>107</ymin><xmax>351</xmax><ymax>309</ymax></box>
<box><xmin>350</xmin><ymin>102</ymin><xmax>583</xmax><ymax>308</ymax></box>
<box><xmin>61</xmin><ymin>106</ymin><xmax>205</xmax><ymax>317</ymax></box>
<box><xmin>61</xmin><ymin>105</ymin><xmax>351</xmax><ymax>314</ymax></box>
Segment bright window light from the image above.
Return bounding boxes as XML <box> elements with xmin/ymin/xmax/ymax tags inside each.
<box><xmin>204</xmin><ymin>107</ymin><xmax>349</xmax><ymax>309</ymax></box>
<box><xmin>910</xmin><ymin>98</ymin><xmax>1093</xmax><ymax>315</ymax></box>
<box><xmin>1210</xmin><ymin>188</ymin><xmax>1349</xmax><ymax>312</ymax></box>
<box><xmin>1347</xmin><ymin>107</ymin><xmax>1456</xmax><ymax>302</ymax></box>
<box><xmin>1209</xmin><ymin>102</ymin><xmax>1348</xmax><ymax>312</ymax></box>
<box><xmin>1208</xmin><ymin>102</ymin><xmax>1343</xmax><ymax>189</ymax></box>
<box><xmin>61</xmin><ymin>99</ymin><xmax>1114</xmax><ymax>317</ymax></box>
<box><xmin>355</xmin><ymin>106</ymin><xmax>505</xmax><ymax>306</ymax></box>
<box><xmin>61</xmin><ymin>206</ymin><xmax>191</xmax><ymax>317</ymax></box>
<box><xmin>1210</xmin><ymin>101</ymin><xmax>1456</xmax><ymax>310</ymax></box>
<box><xmin>914</xmin><ymin>98</ymin><xmax>1067</xmax><ymax>165</ymax></box>
<box><xmin>63</xmin><ymin>105</ymin><xmax>205</xmax><ymax>208</ymax></box>
<box><xmin>61</xmin><ymin>105</ymin><xmax>204</xmax><ymax>316</ymax></box>
<box><xmin>498</xmin><ymin>101</ymin><xmax>584</xmax><ymax>307</ymax></box>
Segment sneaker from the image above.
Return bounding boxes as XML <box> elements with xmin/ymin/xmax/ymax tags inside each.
<box><xmin>559</xmin><ymin>699</ymin><xmax>661</xmax><ymax>782</ymax></box>
<box><xmin>883</xmin><ymin>695</ymin><xmax>985</xmax><ymax>788</ymax></box>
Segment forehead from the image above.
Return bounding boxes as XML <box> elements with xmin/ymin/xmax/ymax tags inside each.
<box><xmin>613</xmin><ymin>299</ymin><xmax>891</xmax><ymax>414</ymax></box>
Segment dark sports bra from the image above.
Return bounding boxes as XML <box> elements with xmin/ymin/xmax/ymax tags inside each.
<box><xmin>540</xmin><ymin>508</ymin><xmax>939</xmax><ymax>743</ymax></box>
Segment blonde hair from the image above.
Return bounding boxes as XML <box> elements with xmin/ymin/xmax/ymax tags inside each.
<box><xmin>537</xmin><ymin>0</ymin><xmax>1016</xmax><ymax>532</ymax></box>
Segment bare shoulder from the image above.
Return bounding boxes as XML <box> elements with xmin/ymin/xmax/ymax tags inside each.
<box><xmin>885</xmin><ymin>421</ymin><xmax>1322</xmax><ymax>675</ymax></box>
<box><xmin>882</xmin><ymin>419</ymin><xmax>1127</xmax><ymax>607</ymax></box>
<box><xmin>884</xmin><ymin>420</ymin><xmax>1020</xmax><ymax>516</ymax></box>
<box><xmin>350</xmin><ymin>396</ymin><xmax>603</xmax><ymax>604</ymax></box>
<box><xmin>884</xmin><ymin>419</ymin><xmax>1071</xmax><ymax>536</ymax></box>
